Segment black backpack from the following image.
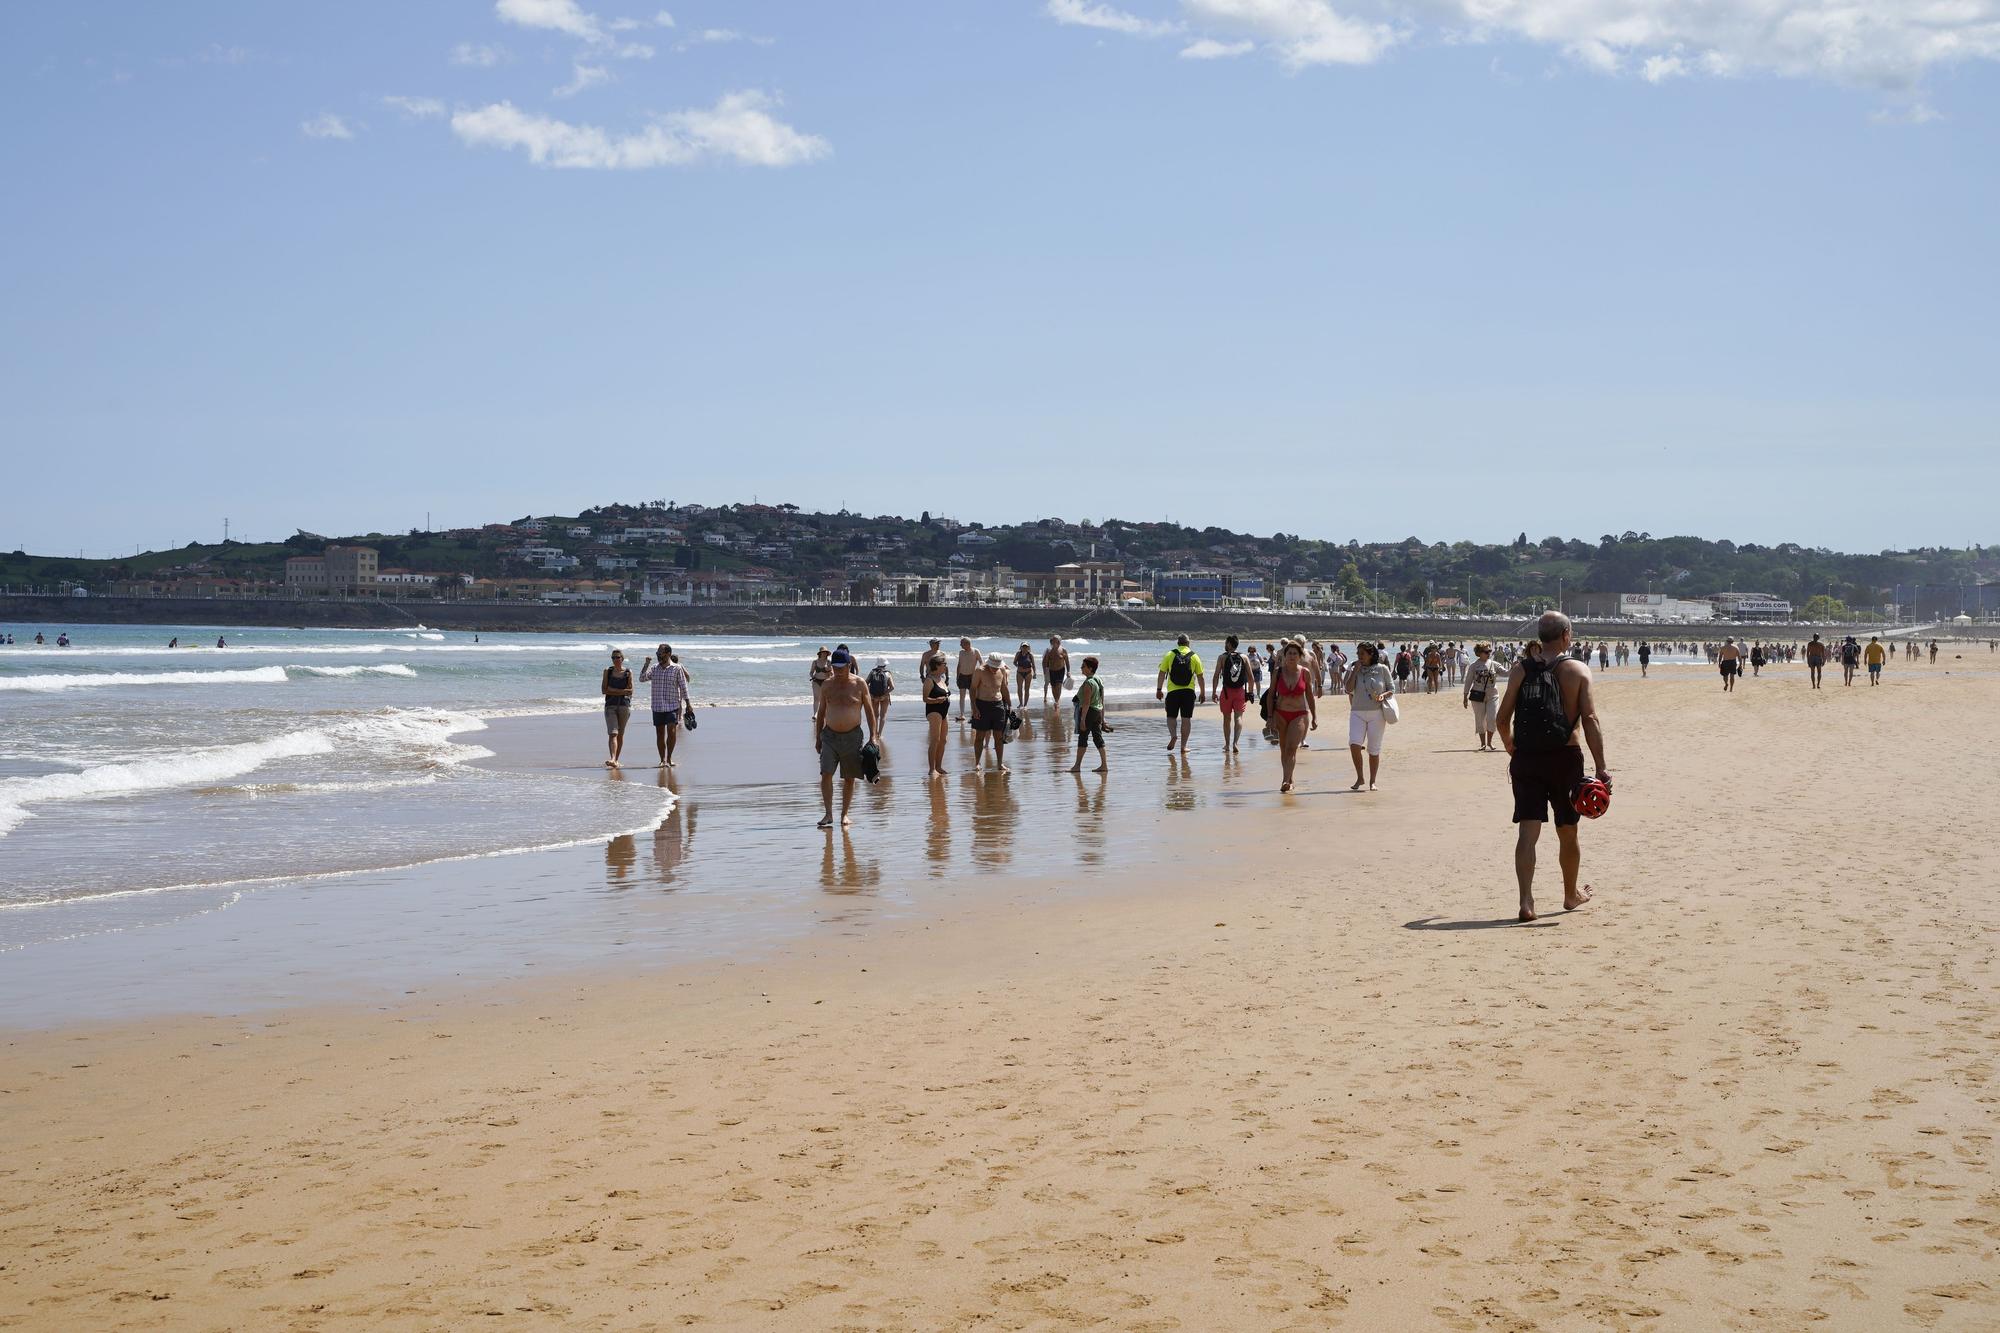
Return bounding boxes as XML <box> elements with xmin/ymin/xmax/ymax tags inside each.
<box><xmin>1168</xmin><ymin>650</ymin><xmax>1193</xmax><ymax>687</ymax></box>
<box><xmin>867</xmin><ymin>666</ymin><xmax>891</xmax><ymax>698</ymax></box>
<box><xmin>1219</xmin><ymin>651</ymin><xmax>1247</xmax><ymax>688</ymax></box>
<box><xmin>1512</xmin><ymin>656</ymin><xmax>1573</xmax><ymax>754</ymax></box>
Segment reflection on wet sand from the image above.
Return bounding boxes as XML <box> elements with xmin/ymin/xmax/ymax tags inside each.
<box><xmin>652</xmin><ymin>768</ymin><xmax>694</xmax><ymax>888</ymax></box>
<box><xmin>605</xmin><ymin>831</ymin><xmax>638</xmax><ymax>884</ymax></box>
<box><xmin>820</xmin><ymin>829</ymin><xmax>882</xmax><ymax>893</ymax></box>
<box><xmin>967</xmin><ymin>771</ymin><xmax>1018</xmax><ymax>869</ymax></box>
<box><xmin>1162</xmin><ymin>751</ymin><xmax>1197</xmax><ymax>812</ymax></box>
<box><xmin>1072</xmin><ymin>770</ymin><xmax>1107</xmax><ymax>866</ymax></box>
<box><xmin>924</xmin><ymin>778</ymin><xmax>952</xmax><ymax>874</ymax></box>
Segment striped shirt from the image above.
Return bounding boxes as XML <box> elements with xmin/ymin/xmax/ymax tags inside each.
<box><xmin>647</xmin><ymin>662</ymin><xmax>687</xmax><ymax>712</ymax></box>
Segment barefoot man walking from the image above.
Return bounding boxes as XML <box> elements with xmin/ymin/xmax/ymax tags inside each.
<box><xmin>1496</xmin><ymin>612</ymin><xmax>1611</xmax><ymax>923</ymax></box>
<box><xmin>814</xmin><ymin>647</ymin><xmax>878</xmax><ymax>829</ymax></box>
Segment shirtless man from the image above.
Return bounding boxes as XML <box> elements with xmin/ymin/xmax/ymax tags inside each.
<box><xmin>1718</xmin><ymin>637</ymin><xmax>1742</xmax><ymax>692</ymax></box>
<box><xmin>917</xmin><ymin>638</ymin><xmax>943</xmax><ymax>691</ymax></box>
<box><xmin>954</xmin><ymin>637</ymin><xmax>981</xmax><ymax>721</ymax></box>
<box><xmin>814</xmin><ymin>647</ymin><xmax>879</xmax><ymax>829</ymax></box>
<box><xmin>969</xmin><ymin>651</ymin><xmax>1014</xmax><ymax>775</ymax></box>
<box><xmin>1496</xmin><ymin>612</ymin><xmax>1610</xmax><ymax>923</ymax></box>
<box><xmin>1805</xmin><ymin>634</ymin><xmax>1827</xmax><ymax>689</ymax></box>
<box><xmin>1042</xmin><ymin>636</ymin><xmax>1070</xmax><ymax>707</ymax></box>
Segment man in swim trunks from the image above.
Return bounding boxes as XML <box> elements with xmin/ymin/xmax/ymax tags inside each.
<box><xmin>1718</xmin><ymin>637</ymin><xmax>1741</xmax><ymax>692</ymax></box>
<box><xmin>954</xmin><ymin>637</ymin><xmax>981</xmax><ymax>721</ymax></box>
<box><xmin>1155</xmin><ymin>634</ymin><xmax>1206</xmax><ymax>754</ymax></box>
<box><xmin>1214</xmin><ymin>634</ymin><xmax>1252</xmax><ymax>752</ymax></box>
<box><xmin>1042</xmin><ymin>636</ymin><xmax>1070</xmax><ymax>708</ymax></box>
<box><xmin>814</xmin><ymin>647</ymin><xmax>878</xmax><ymax>829</ymax></box>
<box><xmin>1496</xmin><ymin>612</ymin><xmax>1609</xmax><ymax>923</ymax></box>
<box><xmin>969</xmin><ymin>652</ymin><xmax>1014</xmax><ymax>775</ymax></box>
<box><xmin>1805</xmin><ymin>634</ymin><xmax>1827</xmax><ymax>689</ymax></box>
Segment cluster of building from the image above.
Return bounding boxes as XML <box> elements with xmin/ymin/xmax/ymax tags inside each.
<box><xmin>1567</xmin><ymin>591</ymin><xmax>1795</xmax><ymax>621</ymax></box>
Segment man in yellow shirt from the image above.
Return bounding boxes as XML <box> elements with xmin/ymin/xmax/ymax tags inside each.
<box><xmin>1155</xmin><ymin>634</ymin><xmax>1206</xmax><ymax>753</ymax></box>
<box><xmin>1865</xmin><ymin>636</ymin><xmax>1887</xmax><ymax>686</ymax></box>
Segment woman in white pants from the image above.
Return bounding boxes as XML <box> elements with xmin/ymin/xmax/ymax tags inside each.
<box><xmin>1345</xmin><ymin>641</ymin><xmax>1394</xmax><ymax>791</ymax></box>
<box><xmin>1462</xmin><ymin>641</ymin><xmax>1502</xmax><ymax>751</ymax></box>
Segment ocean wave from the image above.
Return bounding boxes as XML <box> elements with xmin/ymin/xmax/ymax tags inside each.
<box><xmin>0</xmin><ymin>707</ymin><xmax>492</xmax><ymax>839</ymax></box>
<box><xmin>0</xmin><ymin>666</ymin><xmax>290</xmax><ymax>692</ymax></box>
<box><xmin>288</xmin><ymin>664</ymin><xmax>418</xmax><ymax>678</ymax></box>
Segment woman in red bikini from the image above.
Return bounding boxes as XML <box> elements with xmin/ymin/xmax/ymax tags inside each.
<box><xmin>1271</xmin><ymin>640</ymin><xmax>1317</xmax><ymax>793</ymax></box>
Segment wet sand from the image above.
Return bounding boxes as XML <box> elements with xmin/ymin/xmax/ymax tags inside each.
<box><xmin>3</xmin><ymin>663</ymin><xmax>1998</xmax><ymax>1329</ymax></box>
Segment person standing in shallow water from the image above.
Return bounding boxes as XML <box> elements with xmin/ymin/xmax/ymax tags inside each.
<box><xmin>1269</xmin><ymin>641</ymin><xmax>1316</xmax><ymax>793</ymax></box>
<box><xmin>1496</xmin><ymin>612</ymin><xmax>1610</xmax><ymax>923</ymax></box>
<box><xmin>1067</xmin><ymin>655</ymin><xmax>1108</xmax><ymax>774</ymax></box>
<box><xmin>814</xmin><ymin>648</ymin><xmax>877</xmax><ymax>829</ymax></box>
<box><xmin>601</xmin><ymin>649</ymin><xmax>634</xmax><ymax>769</ymax></box>
<box><xmin>1156</xmin><ymin>634</ymin><xmax>1205</xmax><ymax>754</ymax></box>
<box><xmin>640</xmin><ymin>642</ymin><xmax>691</xmax><ymax>768</ymax></box>
<box><xmin>922</xmin><ymin>656</ymin><xmax>952</xmax><ymax>776</ymax></box>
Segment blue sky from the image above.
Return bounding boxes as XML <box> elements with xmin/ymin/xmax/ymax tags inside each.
<box><xmin>4</xmin><ymin>1</ymin><xmax>1997</xmax><ymax>557</ymax></box>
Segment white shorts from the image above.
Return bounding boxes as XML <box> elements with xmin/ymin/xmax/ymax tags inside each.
<box><xmin>1348</xmin><ymin>711</ymin><xmax>1385</xmax><ymax>756</ymax></box>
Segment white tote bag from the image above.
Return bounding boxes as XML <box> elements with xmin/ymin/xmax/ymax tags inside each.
<box><xmin>1381</xmin><ymin>695</ymin><xmax>1400</xmax><ymax>725</ymax></box>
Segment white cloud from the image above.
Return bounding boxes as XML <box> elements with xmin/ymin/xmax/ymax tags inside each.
<box><xmin>301</xmin><ymin>112</ymin><xmax>355</xmax><ymax>140</ymax></box>
<box><xmin>1046</xmin><ymin>0</ymin><xmax>2000</xmax><ymax>97</ymax></box>
<box><xmin>1640</xmin><ymin>52</ymin><xmax>1684</xmax><ymax>82</ymax></box>
<box><xmin>450</xmin><ymin>42</ymin><xmax>508</xmax><ymax>67</ymax></box>
<box><xmin>496</xmin><ymin>0</ymin><xmax>604</xmax><ymax>43</ymax></box>
<box><xmin>383</xmin><ymin>94</ymin><xmax>447</xmax><ymax>118</ymax></box>
<box><xmin>1872</xmin><ymin>100</ymin><xmax>1942</xmax><ymax>124</ymax></box>
<box><xmin>554</xmin><ymin>61</ymin><xmax>612</xmax><ymax>96</ymax></box>
<box><xmin>1180</xmin><ymin>36</ymin><xmax>1256</xmax><ymax>57</ymax></box>
<box><xmin>451</xmin><ymin>91</ymin><xmax>829</xmax><ymax>169</ymax></box>
<box><xmin>1183</xmin><ymin>0</ymin><xmax>1399</xmax><ymax>67</ymax></box>
<box><xmin>654</xmin><ymin>9</ymin><xmax>676</xmax><ymax>26</ymax></box>
<box><xmin>1046</xmin><ymin>0</ymin><xmax>1183</xmax><ymax>37</ymax></box>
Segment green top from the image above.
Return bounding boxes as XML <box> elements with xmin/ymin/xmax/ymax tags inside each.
<box><xmin>1078</xmin><ymin>675</ymin><xmax>1105</xmax><ymax>713</ymax></box>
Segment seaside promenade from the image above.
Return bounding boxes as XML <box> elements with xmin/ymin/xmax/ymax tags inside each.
<box><xmin>3</xmin><ymin>667</ymin><xmax>1996</xmax><ymax>1328</ymax></box>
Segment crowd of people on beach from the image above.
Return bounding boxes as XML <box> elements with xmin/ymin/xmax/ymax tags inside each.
<box><xmin>584</xmin><ymin>621</ymin><xmax>1997</xmax><ymax>919</ymax></box>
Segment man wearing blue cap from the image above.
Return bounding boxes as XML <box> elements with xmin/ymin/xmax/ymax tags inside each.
<box><xmin>814</xmin><ymin>647</ymin><xmax>878</xmax><ymax>828</ymax></box>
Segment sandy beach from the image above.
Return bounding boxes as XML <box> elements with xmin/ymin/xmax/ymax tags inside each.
<box><xmin>4</xmin><ymin>661</ymin><xmax>1998</xmax><ymax>1330</ymax></box>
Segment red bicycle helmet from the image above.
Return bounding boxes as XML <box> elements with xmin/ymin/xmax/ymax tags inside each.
<box><xmin>1572</xmin><ymin>775</ymin><xmax>1612</xmax><ymax>819</ymax></box>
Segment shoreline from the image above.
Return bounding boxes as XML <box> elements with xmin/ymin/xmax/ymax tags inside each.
<box><xmin>3</xmin><ymin>672</ymin><xmax>1996</xmax><ymax>1325</ymax></box>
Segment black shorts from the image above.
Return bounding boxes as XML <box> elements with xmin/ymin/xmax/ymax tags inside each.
<box><xmin>957</xmin><ymin>672</ymin><xmax>973</xmax><ymax>691</ymax></box>
<box><xmin>1047</xmin><ymin>670</ymin><xmax>1066</xmax><ymax>688</ymax></box>
<box><xmin>1163</xmin><ymin>690</ymin><xmax>1194</xmax><ymax>719</ymax></box>
<box><xmin>652</xmin><ymin>709</ymin><xmax>680</xmax><ymax>728</ymax></box>
<box><xmin>1510</xmin><ymin>747</ymin><xmax>1585</xmax><ymax>827</ymax></box>
<box><xmin>972</xmin><ymin>698</ymin><xmax>1007</xmax><ymax>733</ymax></box>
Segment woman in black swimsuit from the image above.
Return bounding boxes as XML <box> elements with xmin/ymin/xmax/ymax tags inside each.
<box><xmin>925</xmin><ymin>656</ymin><xmax>952</xmax><ymax>776</ymax></box>
<box><xmin>601</xmin><ymin>649</ymin><xmax>634</xmax><ymax>768</ymax></box>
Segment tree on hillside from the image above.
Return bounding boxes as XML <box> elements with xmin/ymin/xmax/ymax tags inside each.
<box><xmin>1337</xmin><ymin>562</ymin><xmax>1367</xmax><ymax>601</ymax></box>
<box><xmin>1800</xmin><ymin>594</ymin><xmax>1849</xmax><ymax>619</ymax></box>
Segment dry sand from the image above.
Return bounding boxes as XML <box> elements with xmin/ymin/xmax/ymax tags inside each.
<box><xmin>3</xmin><ymin>663</ymin><xmax>1998</xmax><ymax>1330</ymax></box>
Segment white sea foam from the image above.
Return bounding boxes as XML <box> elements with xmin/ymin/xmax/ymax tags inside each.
<box><xmin>288</xmin><ymin>664</ymin><xmax>418</xmax><ymax>678</ymax></box>
<box><xmin>0</xmin><ymin>666</ymin><xmax>290</xmax><ymax>692</ymax></box>
<box><xmin>0</xmin><ymin>707</ymin><xmax>492</xmax><ymax>839</ymax></box>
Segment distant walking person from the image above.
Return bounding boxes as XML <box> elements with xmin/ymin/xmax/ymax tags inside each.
<box><xmin>970</xmin><ymin>652</ymin><xmax>1014</xmax><ymax>775</ymax></box>
<box><xmin>1718</xmin><ymin>637</ymin><xmax>1741</xmax><ymax>692</ymax></box>
<box><xmin>1156</xmin><ymin>635</ymin><xmax>1206</xmax><ymax>753</ymax></box>
<box><xmin>1067</xmin><ymin>655</ymin><xmax>1108</xmax><ymax>773</ymax></box>
<box><xmin>814</xmin><ymin>648</ymin><xmax>877</xmax><ymax>828</ymax></box>
<box><xmin>1345</xmin><ymin>641</ymin><xmax>1394</xmax><ymax>791</ymax></box>
<box><xmin>1496</xmin><ymin>612</ymin><xmax>1610</xmax><ymax>923</ymax></box>
<box><xmin>1269</xmin><ymin>640</ymin><xmax>1317</xmax><ymax>792</ymax></box>
<box><xmin>601</xmin><ymin>648</ymin><xmax>635</xmax><ymax>769</ymax></box>
<box><xmin>1215</xmin><ymin>634</ymin><xmax>1252</xmax><ymax>752</ymax></box>
<box><xmin>809</xmin><ymin>647</ymin><xmax>833</xmax><ymax>716</ymax></box>
<box><xmin>1805</xmin><ymin>634</ymin><xmax>1827</xmax><ymax>689</ymax></box>
<box><xmin>922</xmin><ymin>655</ymin><xmax>952</xmax><ymax>776</ymax></box>
<box><xmin>866</xmin><ymin>656</ymin><xmax>896</xmax><ymax>731</ymax></box>
<box><xmin>1637</xmin><ymin>640</ymin><xmax>1652</xmax><ymax>677</ymax></box>
<box><xmin>1463</xmin><ymin>641</ymin><xmax>1502</xmax><ymax>751</ymax></box>
<box><xmin>1043</xmin><ymin>636</ymin><xmax>1071</xmax><ymax>707</ymax></box>
<box><xmin>1013</xmin><ymin>643</ymin><xmax>1036</xmax><ymax>710</ymax></box>
<box><xmin>954</xmin><ymin>638</ymin><xmax>981</xmax><ymax>721</ymax></box>
<box><xmin>1865</xmin><ymin>635</ymin><xmax>1886</xmax><ymax>685</ymax></box>
<box><xmin>1840</xmin><ymin>636</ymin><xmax>1861</xmax><ymax>686</ymax></box>
<box><xmin>640</xmin><ymin>642</ymin><xmax>691</xmax><ymax>767</ymax></box>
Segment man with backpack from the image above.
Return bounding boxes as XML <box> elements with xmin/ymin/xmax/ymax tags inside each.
<box><xmin>1214</xmin><ymin>634</ymin><xmax>1252</xmax><ymax>752</ymax></box>
<box><xmin>865</xmin><ymin>657</ymin><xmax>895</xmax><ymax>731</ymax></box>
<box><xmin>1155</xmin><ymin>634</ymin><xmax>1206</xmax><ymax>753</ymax></box>
<box><xmin>1496</xmin><ymin>612</ymin><xmax>1611</xmax><ymax>923</ymax></box>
